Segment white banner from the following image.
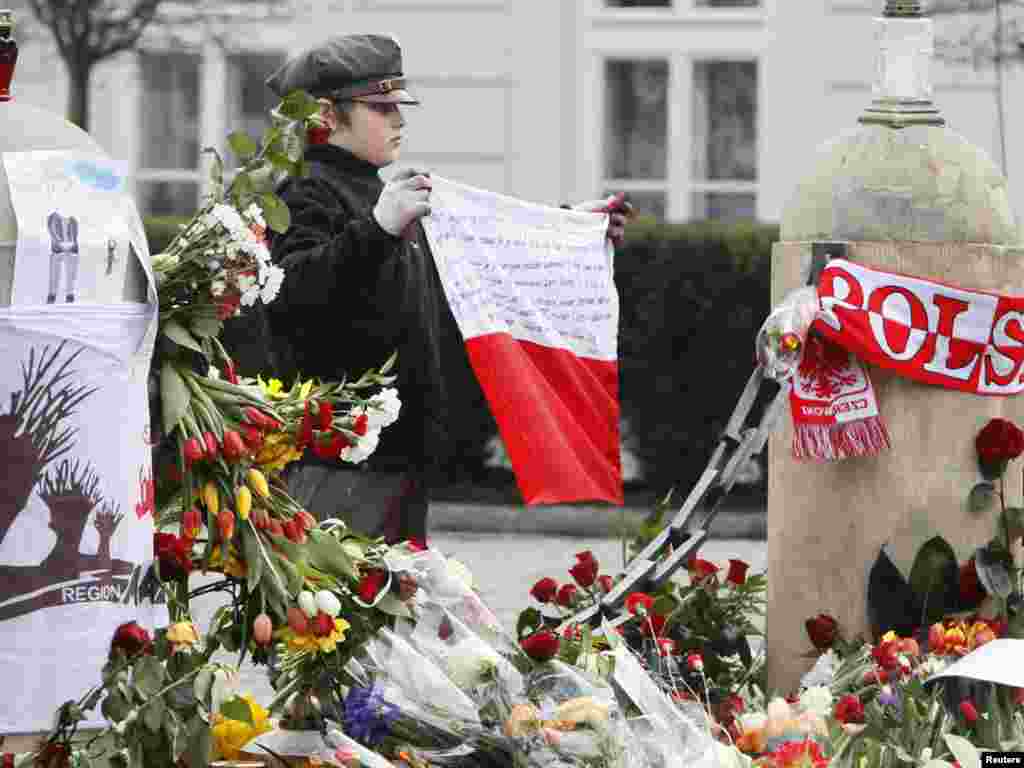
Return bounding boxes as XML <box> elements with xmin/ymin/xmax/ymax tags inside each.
<box><xmin>0</xmin><ymin>151</ymin><xmax>158</xmax><ymax>734</ymax></box>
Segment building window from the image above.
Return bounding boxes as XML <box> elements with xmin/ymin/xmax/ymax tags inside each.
<box><xmin>691</xmin><ymin>59</ymin><xmax>758</xmax><ymax>221</ymax></box>
<box><xmin>694</xmin><ymin>0</ymin><xmax>760</xmax><ymax>6</ymax></box>
<box><xmin>138</xmin><ymin>51</ymin><xmax>200</xmax><ymax>216</ymax></box>
<box><xmin>603</xmin><ymin>59</ymin><xmax>669</xmax><ymax>219</ymax></box>
<box><xmin>228</xmin><ymin>53</ymin><xmax>285</xmax><ymax>156</ymax></box>
<box><xmin>605</xmin><ymin>0</ymin><xmax>671</xmax><ymax>6</ymax></box>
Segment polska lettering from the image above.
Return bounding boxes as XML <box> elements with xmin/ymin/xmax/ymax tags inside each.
<box><xmin>816</xmin><ymin>259</ymin><xmax>1024</xmax><ymax>395</ymax></box>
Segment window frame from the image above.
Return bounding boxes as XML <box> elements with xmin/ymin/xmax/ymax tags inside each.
<box><xmin>587</xmin><ymin>0</ymin><xmax>770</xmax><ymax>22</ymax></box>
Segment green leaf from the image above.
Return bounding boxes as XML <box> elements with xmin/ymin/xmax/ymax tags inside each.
<box><xmin>232</xmin><ymin>171</ymin><xmax>255</xmax><ymax>198</ymax></box>
<box><xmin>908</xmin><ymin>536</ymin><xmax>959</xmax><ymax>625</ymax></box>
<box><xmin>189</xmin><ymin>314</ymin><xmax>222</xmax><ymax>340</ymax></box>
<box><xmin>261</xmin><ymin>192</ymin><xmax>291</xmax><ymax>234</ymax></box>
<box><xmin>266</xmin><ymin>150</ymin><xmax>294</xmax><ymax>173</ymax></box>
<box><xmin>203</xmin><ymin>147</ymin><xmax>224</xmax><ymax>197</ymax></box>
<box><xmin>227</xmin><ymin>131</ymin><xmax>259</xmax><ymax>161</ymax></box>
<box><xmin>304</xmin><ymin>529</ymin><xmax>357</xmax><ymax>580</ymax></box>
<box><xmin>517</xmin><ymin>607</ymin><xmax>542</xmax><ymax>640</ymax></box>
<box><xmin>969</xmin><ymin>482</ymin><xmax>996</xmax><ymax>514</ymax></box>
<box><xmin>101</xmin><ymin>689</ymin><xmax>132</xmax><ymax>722</ymax></box>
<box><xmin>183</xmin><ymin>713</ymin><xmax>213</xmax><ymax>768</ymax></box>
<box><xmin>652</xmin><ymin>595</ymin><xmax>676</xmax><ymax>616</ymax></box>
<box><xmin>376</xmin><ymin>593</ymin><xmax>412</xmax><ymax>618</ymax></box>
<box><xmin>943</xmin><ymin>734</ymin><xmax>981</xmax><ymax>768</ymax></box>
<box><xmin>160</xmin><ymin>362</ymin><xmax>191</xmax><ymax>435</ymax></box>
<box><xmin>220</xmin><ymin>695</ymin><xmax>255</xmax><ymax>725</ymax></box>
<box><xmin>241</xmin><ymin>523</ymin><xmax>264</xmax><ymax>591</ymax></box>
<box><xmin>192</xmin><ymin>668</ymin><xmax>213</xmax><ymax>706</ymax></box>
<box><xmin>143</xmin><ymin>696</ymin><xmax>165</xmax><ymax>732</ymax></box>
<box><xmin>133</xmin><ymin>655</ymin><xmax>166</xmax><ymax>698</ymax></box>
<box><xmin>975</xmin><ymin>545</ymin><xmax>1013</xmax><ymax>599</ymax></box>
<box><xmin>278</xmin><ymin>90</ymin><xmax>320</xmax><ymax>121</ymax></box>
<box><xmin>162</xmin><ymin>320</ymin><xmax>204</xmax><ymax>354</ymax></box>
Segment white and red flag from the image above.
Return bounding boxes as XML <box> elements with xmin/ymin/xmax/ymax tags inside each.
<box><xmin>422</xmin><ymin>177</ymin><xmax>623</xmax><ymax>505</ymax></box>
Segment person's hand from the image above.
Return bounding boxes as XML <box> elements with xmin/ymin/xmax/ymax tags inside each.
<box><xmin>572</xmin><ymin>192</ymin><xmax>635</xmax><ymax>248</ymax></box>
<box><xmin>373</xmin><ymin>167</ymin><xmax>433</xmax><ymax>237</ymax></box>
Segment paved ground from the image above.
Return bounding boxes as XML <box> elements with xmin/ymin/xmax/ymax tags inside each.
<box><xmin>193</xmin><ymin>532</ymin><xmax>767</xmax><ymax>703</ymax></box>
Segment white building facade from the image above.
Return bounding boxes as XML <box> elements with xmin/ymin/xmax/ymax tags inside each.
<box><xmin>10</xmin><ymin>0</ymin><xmax>1024</xmax><ymax>227</ymax></box>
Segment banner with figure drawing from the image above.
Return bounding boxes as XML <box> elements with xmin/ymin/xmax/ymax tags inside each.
<box><xmin>3</xmin><ymin>150</ymin><xmax>148</xmax><ymax>305</ymax></box>
<box><xmin>422</xmin><ymin>177</ymin><xmax>623</xmax><ymax>506</ymax></box>
<box><xmin>0</xmin><ymin>152</ymin><xmax>159</xmax><ymax>734</ymax></box>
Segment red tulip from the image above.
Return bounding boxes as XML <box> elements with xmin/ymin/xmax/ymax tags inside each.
<box><xmin>646</xmin><ymin>613</ymin><xmax>667</xmax><ymax>637</ymax></box>
<box><xmin>203</xmin><ymin>431</ymin><xmax>219</xmax><ymax>459</ymax></box>
<box><xmin>223</xmin><ymin>358</ymin><xmax>239</xmax><ymax>385</ymax></box>
<box><xmin>183</xmin><ymin>437</ymin><xmax>204</xmax><ymax>464</ymax></box>
<box><xmin>520</xmin><ymin>629</ymin><xmax>560</xmax><ymax>662</ymax></box>
<box><xmin>268</xmin><ymin>519</ymin><xmax>284</xmax><ymax>538</ymax></box>
<box><xmin>109</xmin><ymin>621</ymin><xmax>152</xmax><ymax>659</ymax></box>
<box><xmin>287</xmin><ymin>607</ymin><xmax>309</xmax><ymax>635</ymax></box>
<box><xmin>596</xmin><ymin>575</ymin><xmax>614</xmax><ymax>594</ymax></box>
<box><xmin>569</xmin><ymin>550</ymin><xmax>599</xmax><ymax>588</ymax></box>
<box><xmin>218</xmin><ymin>508</ymin><xmax>236</xmax><ymax>542</ymax></box>
<box><xmin>253</xmin><ymin>613</ymin><xmax>273</xmax><ymax>646</ymax></box>
<box><xmin>222</xmin><ymin>429</ymin><xmax>247</xmax><ymax>462</ymax></box>
<box><xmin>624</xmin><ymin>592</ymin><xmax>654</xmax><ymax>617</ymax></box>
<box><xmin>871</xmin><ymin>640</ymin><xmax>901</xmax><ymax>671</ymax></box>
<box><xmin>311</xmin><ymin>611</ymin><xmax>335</xmax><ymax>638</ymax></box>
<box><xmin>354</xmin><ymin>414</ymin><xmax>369</xmax><ymax>436</ymax></box>
<box><xmin>311</xmin><ymin>430</ymin><xmax>349</xmax><ymax>460</ymax></box>
<box><xmin>240</xmin><ymin>424</ymin><xmax>264</xmax><ymax>453</ymax></box>
<box><xmin>318</xmin><ymin>401</ymin><xmax>334</xmax><ymax>432</ymax></box>
<box><xmin>686</xmin><ymin>653</ymin><xmax>704</xmax><ymax>672</ymax></box>
<box><xmin>928</xmin><ymin>622</ymin><xmax>946</xmax><ymax>654</ymax></box>
<box><xmin>726</xmin><ymin>559</ymin><xmax>749</xmax><ymax>586</ymax></box>
<box><xmin>282</xmin><ymin>518</ymin><xmax>306</xmax><ymax>544</ymax></box>
<box><xmin>805</xmin><ymin>613</ymin><xmax>839</xmax><ymax>650</ymax></box>
<box><xmin>834</xmin><ymin>695</ymin><xmax>865</xmax><ymax>724</ymax></box>
<box><xmin>687</xmin><ymin>557</ymin><xmax>720</xmax><ymax>585</ymax></box>
<box><xmin>358</xmin><ymin>568</ymin><xmax>388</xmax><ymax>603</ymax></box>
<box><xmin>181</xmin><ymin>507</ymin><xmax>202</xmax><ymax>541</ymax></box>
<box><xmin>154</xmin><ymin>532</ymin><xmax>192</xmax><ymax>582</ymax></box>
<box><xmin>960</xmin><ymin>699</ymin><xmax>979</xmax><ymax>724</ymax></box>
<box><xmin>530</xmin><ymin>577</ymin><xmax>559</xmax><ymax>604</ymax></box>
<box><xmin>555</xmin><ymin>583</ymin><xmax>578</xmax><ymax>608</ymax></box>
<box><xmin>295</xmin><ymin>510</ymin><xmax>317</xmax><ymax>532</ymax></box>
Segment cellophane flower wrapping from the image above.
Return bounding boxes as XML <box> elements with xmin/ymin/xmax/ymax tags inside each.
<box><xmin>755</xmin><ymin>285</ymin><xmax>819</xmax><ymax>382</ymax></box>
<box><xmin>610</xmin><ymin>644</ymin><xmax>716</xmax><ymax>768</ymax></box>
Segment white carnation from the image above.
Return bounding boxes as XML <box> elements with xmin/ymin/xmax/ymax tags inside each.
<box><xmin>210</xmin><ymin>279</ymin><xmax>227</xmax><ymax>298</ymax></box>
<box><xmin>260</xmin><ymin>265</ymin><xmax>285</xmax><ymax>304</ymax></box>
<box><xmin>366</xmin><ymin>387</ymin><xmax>402</xmax><ymax>429</ymax></box>
<box><xmin>211</xmin><ymin>203</ymin><xmax>246</xmax><ymax>240</ymax></box>
<box><xmin>340</xmin><ymin>428</ymin><xmax>380</xmax><ymax>464</ymax></box>
<box><xmin>798</xmin><ymin>685</ymin><xmax>833</xmax><ymax>719</ymax></box>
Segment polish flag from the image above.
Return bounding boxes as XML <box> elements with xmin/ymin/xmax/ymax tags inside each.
<box><xmin>422</xmin><ymin>177</ymin><xmax>623</xmax><ymax>505</ymax></box>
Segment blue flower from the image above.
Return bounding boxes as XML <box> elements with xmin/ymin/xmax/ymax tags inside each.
<box><xmin>343</xmin><ymin>685</ymin><xmax>399</xmax><ymax>747</ymax></box>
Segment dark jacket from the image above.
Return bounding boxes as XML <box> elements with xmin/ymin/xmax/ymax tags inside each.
<box><xmin>266</xmin><ymin>144</ymin><xmax>453</xmax><ymax>473</ymax></box>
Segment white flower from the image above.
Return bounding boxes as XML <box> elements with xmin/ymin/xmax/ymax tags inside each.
<box><xmin>210</xmin><ymin>280</ymin><xmax>226</xmax><ymax>297</ymax></box>
<box><xmin>366</xmin><ymin>387</ymin><xmax>402</xmax><ymax>429</ymax></box>
<box><xmin>315</xmin><ymin>589</ymin><xmax>341</xmax><ymax>618</ymax></box>
<box><xmin>798</xmin><ymin>685</ymin><xmax>833</xmax><ymax>719</ymax></box>
<box><xmin>210</xmin><ymin>666</ymin><xmax>239</xmax><ymax>715</ymax></box>
<box><xmin>444</xmin><ymin>649</ymin><xmax>498</xmax><ymax>690</ymax></box>
<box><xmin>211</xmin><ymin>203</ymin><xmax>246</xmax><ymax>239</ymax></box>
<box><xmin>245</xmin><ymin>202</ymin><xmax>266</xmax><ymax>228</ymax></box>
<box><xmin>207</xmin><ymin>366</ymin><xmax>221</xmax><ymax>380</ymax></box>
<box><xmin>800</xmin><ymin>648</ymin><xmax>839</xmax><ymax>689</ymax></box>
<box><xmin>298</xmin><ymin>590</ymin><xmax>318</xmax><ymax>618</ymax></box>
<box><xmin>340</xmin><ymin>428</ymin><xmax>380</xmax><ymax>464</ymax></box>
<box><xmin>260</xmin><ymin>265</ymin><xmax>285</xmax><ymax>304</ymax></box>
<box><xmin>446</xmin><ymin>557</ymin><xmax>475</xmax><ymax>591</ymax></box>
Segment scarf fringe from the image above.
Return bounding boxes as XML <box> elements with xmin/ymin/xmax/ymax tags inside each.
<box><xmin>792</xmin><ymin>416</ymin><xmax>891</xmax><ymax>462</ymax></box>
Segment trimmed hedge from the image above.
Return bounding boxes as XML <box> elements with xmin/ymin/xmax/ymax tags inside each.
<box><xmin>143</xmin><ymin>216</ymin><xmax>779</xmax><ymax>495</ymax></box>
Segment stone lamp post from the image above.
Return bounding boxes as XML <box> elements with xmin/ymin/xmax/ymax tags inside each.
<box><xmin>767</xmin><ymin>0</ymin><xmax>1024</xmax><ymax>693</ymax></box>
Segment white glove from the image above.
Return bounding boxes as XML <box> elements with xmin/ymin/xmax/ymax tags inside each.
<box><xmin>373</xmin><ymin>167</ymin><xmax>432</xmax><ymax>237</ymax></box>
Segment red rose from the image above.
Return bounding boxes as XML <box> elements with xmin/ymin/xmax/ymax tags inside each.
<box><xmin>726</xmin><ymin>559</ymin><xmax>749</xmax><ymax>586</ymax></box>
<box><xmin>311</xmin><ymin>611</ymin><xmax>335</xmax><ymax>638</ymax></box>
<box><xmin>596</xmin><ymin>575</ymin><xmax>614</xmax><ymax>594</ymax></box>
<box><xmin>687</xmin><ymin>557</ymin><xmax>720</xmax><ymax>585</ymax></box>
<box><xmin>307</xmin><ymin>124</ymin><xmax>332</xmax><ymax>145</ymax></box>
<box><xmin>555</xmin><ymin>583</ymin><xmax>578</xmax><ymax>607</ymax></box>
<box><xmin>624</xmin><ymin>592</ymin><xmax>654</xmax><ymax>616</ymax></box>
<box><xmin>110</xmin><ymin>621</ymin><xmax>152</xmax><ymax>659</ymax></box>
<box><xmin>569</xmin><ymin>550</ymin><xmax>599</xmax><ymax>588</ymax></box>
<box><xmin>530</xmin><ymin>577</ymin><xmax>559</xmax><ymax>604</ymax></box>
<box><xmin>960</xmin><ymin>699</ymin><xmax>979</xmax><ymax>724</ymax></box>
<box><xmin>154</xmin><ymin>532</ymin><xmax>192</xmax><ymax>582</ymax></box>
<box><xmin>686</xmin><ymin>653</ymin><xmax>703</xmax><ymax>672</ymax></box>
<box><xmin>977</xmin><ymin>418</ymin><xmax>1024</xmax><ymax>463</ymax></box>
<box><xmin>871</xmin><ymin>640</ymin><xmax>901</xmax><ymax>671</ymax></box>
<box><xmin>805</xmin><ymin>613</ymin><xmax>839</xmax><ymax>650</ymax></box>
<box><xmin>358</xmin><ymin>568</ymin><xmax>388</xmax><ymax>603</ymax></box>
<box><xmin>834</xmin><ymin>694</ymin><xmax>865</xmax><ymax>724</ymax></box>
<box><xmin>562</xmin><ymin>624</ymin><xmax>581</xmax><ymax>641</ymax></box>
<box><xmin>959</xmin><ymin>557</ymin><xmax>987</xmax><ymax>607</ymax></box>
<box><xmin>311</xmin><ymin>431</ymin><xmax>350</xmax><ymax>460</ymax></box>
<box><xmin>656</xmin><ymin>637</ymin><xmax>676</xmax><ymax>657</ymax></box>
<box><xmin>520</xmin><ymin>629</ymin><xmax>560</xmax><ymax>662</ymax></box>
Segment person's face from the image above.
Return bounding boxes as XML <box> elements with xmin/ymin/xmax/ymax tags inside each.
<box><xmin>329</xmin><ymin>100</ymin><xmax>406</xmax><ymax>167</ymax></box>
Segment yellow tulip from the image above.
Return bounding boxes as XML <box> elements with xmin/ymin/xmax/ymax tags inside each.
<box><xmin>236</xmin><ymin>486</ymin><xmax>252</xmax><ymax>520</ymax></box>
<box><xmin>247</xmin><ymin>468</ymin><xmax>270</xmax><ymax>499</ymax></box>
<box><xmin>166</xmin><ymin>621</ymin><xmax>200</xmax><ymax>653</ymax></box>
<box><xmin>203</xmin><ymin>482</ymin><xmax>219</xmax><ymax>516</ymax></box>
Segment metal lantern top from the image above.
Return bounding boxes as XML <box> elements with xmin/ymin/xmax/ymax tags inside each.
<box><xmin>780</xmin><ymin>1</ymin><xmax>1019</xmax><ymax>245</ymax></box>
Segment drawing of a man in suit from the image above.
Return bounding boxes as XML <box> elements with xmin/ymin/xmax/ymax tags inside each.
<box><xmin>46</xmin><ymin>211</ymin><xmax>80</xmax><ymax>303</ymax></box>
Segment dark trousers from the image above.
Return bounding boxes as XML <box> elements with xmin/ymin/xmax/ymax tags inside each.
<box><xmin>285</xmin><ymin>464</ymin><xmax>428</xmax><ymax>543</ymax></box>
